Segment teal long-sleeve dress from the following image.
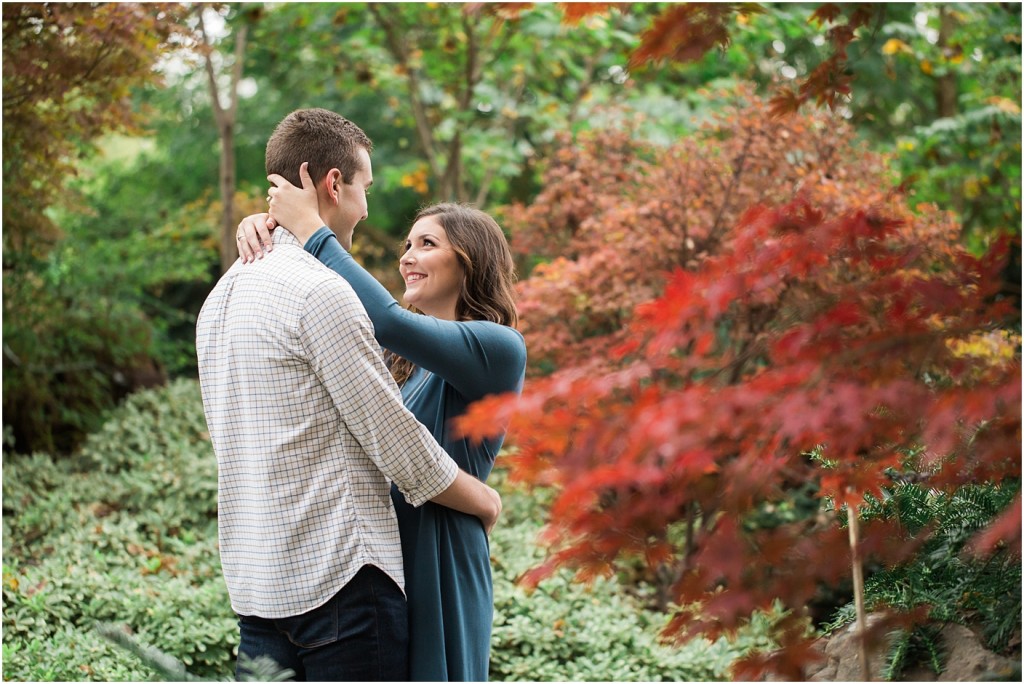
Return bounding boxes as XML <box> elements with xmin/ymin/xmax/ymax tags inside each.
<box><xmin>304</xmin><ymin>228</ymin><xmax>527</xmax><ymax>682</ymax></box>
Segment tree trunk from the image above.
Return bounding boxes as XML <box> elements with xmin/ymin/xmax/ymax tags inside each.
<box><xmin>218</xmin><ymin>121</ymin><xmax>237</xmax><ymax>273</ymax></box>
<box><xmin>935</xmin><ymin>6</ymin><xmax>958</xmax><ymax>119</ymax></box>
<box><xmin>933</xmin><ymin>5</ymin><xmax>961</xmax><ymax>218</ymax></box>
<box><xmin>199</xmin><ymin>8</ymin><xmax>248</xmax><ymax>274</ymax></box>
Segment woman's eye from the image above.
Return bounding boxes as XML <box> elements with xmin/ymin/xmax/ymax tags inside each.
<box><xmin>423</xmin><ymin>239</ymin><xmax>435</xmax><ymax>247</ymax></box>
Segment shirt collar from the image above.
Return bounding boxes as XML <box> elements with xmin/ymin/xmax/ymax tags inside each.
<box><xmin>273</xmin><ymin>228</ymin><xmax>302</xmax><ymax>248</ymax></box>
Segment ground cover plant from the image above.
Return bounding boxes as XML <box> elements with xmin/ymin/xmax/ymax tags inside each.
<box><xmin>2</xmin><ymin>380</ymin><xmax>775</xmax><ymax>681</ymax></box>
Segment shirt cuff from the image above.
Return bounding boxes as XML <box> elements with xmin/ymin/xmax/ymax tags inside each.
<box><xmin>399</xmin><ymin>455</ymin><xmax>459</xmax><ymax>508</ymax></box>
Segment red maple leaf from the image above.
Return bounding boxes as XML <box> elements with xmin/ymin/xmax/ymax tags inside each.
<box><xmin>630</xmin><ymin>3</ymin><xmax>736</xmax><ymax>68</ymax></box>
<box><xmin>559</xmin><ymin>2</ymin><xmax>623</xmax><ymax>24</ymax></box>
<box><xmin>808</xmin><ymin>3</ymin><xmax>844</xmax><ymax>26</ymax></box>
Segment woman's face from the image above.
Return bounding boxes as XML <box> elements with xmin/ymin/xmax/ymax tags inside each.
<box><xmin>399</xmin><ymin>216</ymin><xmax>464</xmax><ymax>320</ymax></box>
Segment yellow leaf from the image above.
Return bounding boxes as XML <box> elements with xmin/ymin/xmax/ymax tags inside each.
<box><xmin>987</xmin><ymin>96</ymin><xmax>1021</xmax><ymax>114</ymax></box>
<box><xmin>881</xmin><ymin>38</ymin><xmax>911</xmax><ymax>55</ymax></box>
<box><xmin>963</xmin><ymin>177</ymin><xmax>981</xmax><ymax>199</ymax></box>
<box><xmin>919</xmin><ymin>59</ymin><xmax>933</xmax><ymax>74</ymax></box>
<box><xmin>948</xmin><ymin>331</ymin><xmax>1021</xmax><ymax>365</ymax></box>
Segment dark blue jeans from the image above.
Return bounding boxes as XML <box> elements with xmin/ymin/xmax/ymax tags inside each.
<box><xmin>236</xmin><ymin>565</ymin><xmax>409</xmax><ymax>681</ymax></box>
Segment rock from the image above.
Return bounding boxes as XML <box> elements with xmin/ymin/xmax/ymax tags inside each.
<box><xmin>810</xmin><ymin>613</ymin><xmax>897</xmax><ymax>682</ymax></box>
<box><xmin>807</xmin><ymin>618</ymin><xmax>1019</xmax><ymax>682</ymax></box>
<box><xmin>933</xmin><ymin>624</ymin><xmax>1017</xmax><ymax>682</ymax></box>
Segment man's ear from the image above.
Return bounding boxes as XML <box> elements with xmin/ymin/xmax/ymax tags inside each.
<box><xmin>324</xmin><ymin>168</ymin><xmax>344</xmax><ymax>205</ymax></box>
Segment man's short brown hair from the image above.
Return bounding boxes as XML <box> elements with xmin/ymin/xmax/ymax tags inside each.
<box><xmin>265</xmin><ymin>108</ymin><xmax>372</xmax><ymax>188</ymax></box>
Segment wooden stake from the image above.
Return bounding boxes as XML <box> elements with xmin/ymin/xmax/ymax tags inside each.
<box><xmin>848</xmin><ymin>500</ymin><xmax>871</xmax><ymax>681</ymax></box>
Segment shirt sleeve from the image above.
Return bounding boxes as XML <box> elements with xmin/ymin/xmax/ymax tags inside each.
<box><xmin>306</xmin><ymin>227</ymin><xmax>527</xmax><ymax>400</ymax></box>
<box><xmin>298</xmin><ymin>274</ymin><xmax>458</xmax><ymax>506</ymax></box>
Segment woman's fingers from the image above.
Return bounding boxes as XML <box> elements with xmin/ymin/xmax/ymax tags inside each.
<box><xmin>236</xmin><ymin>216</ymin><xmax>256</xmax><ymax>263</ymax></box>
<box><xmin>267</xmin><ymin>164</ymin><xmax>316</xmax><ymax>210</ymax></box>
<box><xmin>298</xmin><ymin>161</ymin><xmax>314</xmax><ymax>189</ymax></box>
<box><xmin>254</xmin><ymin>212</ymin><xmax>275</xmax><ymax>254</ymax></box>
<box><xmin>236</xmin><ymin>213</ymin><xmax>272</xmax><ymax>263</ymax></box>
<box><xmin>267</xmin><ymin>173</ymin><xmax>291</xmax><ymax>189</ymax></box>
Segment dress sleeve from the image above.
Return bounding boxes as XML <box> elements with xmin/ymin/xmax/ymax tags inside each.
<box><xmin>298</xmin><ymin>274</ymin><xmax>458</xmax><ymax>507</ymax></box>
<box><xmin>306</xmin><ymin>227</ymin><xmax>527</xmax><ymax>401</ymax></box>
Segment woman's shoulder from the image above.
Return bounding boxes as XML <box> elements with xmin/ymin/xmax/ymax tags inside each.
<box><xmin>456</xmin><ymin>320</ymin><xmax>527</xmax><ymax>384</ymax></box>
<box><xmin>461</xmin><ymin>320</ymin><xmax>526</xmax><ymax>350</ymax></box>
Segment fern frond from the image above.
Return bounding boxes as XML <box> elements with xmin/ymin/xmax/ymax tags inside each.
<box><xmin>236</xmin><ymin>654</ymin><xmax>297</xmax><ymax>682</ymax></box>
<box><xmin>883</xmin><ymin>629</ymin><xmax>911</xmax><ymax>681</ymax></box>
<box><xmin>919</xmin><ymin>625</ymin><xmax>945</xmax><ymax>675</ymax></box>
<box><xmin>97</xmin><ymin>622</ymin><xmax>298</xmax><ymax>681</ymax></box>
<box><xmin>96</xmin><ymin>623</ymin><xmax>200</xmax><ymax>681</ymax></box>
<box><xmin>825</xmin><ymin>481</ymin><xmax>1021</xmax><ymax>673</ymax></box>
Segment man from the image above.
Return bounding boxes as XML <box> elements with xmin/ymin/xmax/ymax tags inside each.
<box><xmin>196</xmin><ymin>108</ymin><xmax>501</xmax><ymax>681</ymax></box>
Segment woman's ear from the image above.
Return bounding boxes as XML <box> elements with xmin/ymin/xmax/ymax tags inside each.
<box><xmin>325</xmin><ymin>168</ymin><xmax>344</xmax><ymax>205</ymax></box>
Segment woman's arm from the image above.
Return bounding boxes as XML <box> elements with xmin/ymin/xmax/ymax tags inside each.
<box><xmin>244</xmin><ymin>163</ymin><xmax>526</xmax><ymax>399</ymax></box>
<box><xmin>306</xmin><ymin>227</ymin><xmax>525</xmax><ymax>400</ymax></box>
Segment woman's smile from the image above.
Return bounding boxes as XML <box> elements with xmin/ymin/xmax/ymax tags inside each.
<box><xmin>399</xmin><ymin>217</ymin><xmax>464</xmax><ymax>320</ymax></box>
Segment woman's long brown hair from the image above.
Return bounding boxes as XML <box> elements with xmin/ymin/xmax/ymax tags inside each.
<box><xmin>386</xmin><ymin>203</ymin><xmax>518</xmax><ymax>387</ymax></box>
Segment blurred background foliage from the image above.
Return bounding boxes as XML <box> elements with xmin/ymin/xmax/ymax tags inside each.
<box><xmin>2</xmin><ymin>2</ymin><xmax>1020</xmax><ymax>680</ymax></box>
<box><xmin>3</xmin><ymin>1</ymin><xmax>1019</xmax><ymax>454</ymax></box>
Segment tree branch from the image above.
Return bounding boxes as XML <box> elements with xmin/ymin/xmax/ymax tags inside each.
<box><xmin>566</xmin><ymin>47</ymin><xmax>609</xmax><ymax>128</ymax></box>
<box><xmin>369</xmin><ymin>4</ymin><xmax>442</xmax><ymax>181</ymax></box>
<box><xmin>198</xmin><ymin>8</ymin><xmax>227</xmax><ymax>130</ymax></box>
<box><xmin>226</xmin><ymin>23</ymin><xmax>248</xmax><ymax>122</ymax></box>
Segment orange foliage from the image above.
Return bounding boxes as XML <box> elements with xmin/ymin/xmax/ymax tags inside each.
<box><xmin>558</xmin><ymin>2</ymin><xmax>625</xmax><ymax>24</ymax></box>
<box><xmin>2</xmin><ymin>2</ymin><xmax>187</xmax><ymax>248</ymax></box>
<box><xmin>629</xmin><ymin>3</ymin><xmax>764</xmax><ymax>67</ymax></box>
<box><xmin>461</xmin><ymin>90</ymin><xmax>1020</xmax><ymax>679</ymax></box>
<box><xmin>503</xmin><ymin>89</ymin><xmax>921</xmax><ymax>374</ymax></box>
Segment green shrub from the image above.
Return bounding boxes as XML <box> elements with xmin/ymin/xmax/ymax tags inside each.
<box><xmin>2</xmin><ymin>191</ymin><xmax>216</xmax><ymax>456</ymax></box>
<box><xmin>3</xmin><ymin>380</ymin><xmax>776</xmax><ymax>681</ymax></box>
<box><xmin>1</xmin><ymin>257</ymin><xmax>157</xmax><ymax>455</ymax></box>
<box><xmin>824</xmin><ymin>481</ymin><xmax>1021</xmax><ymax>680</ymax></box>
<box><xmin>2</xmin><ymin>379</ymin><xmax>233</xmax><ymax>681</ymax></box>
<box><xmin>487</xmin><ymin>469</ymin><xmax>777</xmax><ymax>681</ymax></box>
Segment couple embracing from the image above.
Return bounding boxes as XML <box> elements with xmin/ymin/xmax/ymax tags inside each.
<box><xmin>196</xmin><ymin>108</ymin><xmax>526</xmax><ymax>681</ymax></box>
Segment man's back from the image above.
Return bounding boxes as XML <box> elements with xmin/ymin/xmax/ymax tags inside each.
<box><xmin>196</xmin><ymin>229</ymin><xmax>457</xmax><ymax>619</ymax></box>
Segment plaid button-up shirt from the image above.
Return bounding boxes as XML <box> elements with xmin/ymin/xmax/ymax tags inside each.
<box><xmin>197</xmin><ymin>229</ymin><xmax>458</xmax><ymax>619</ymax></box>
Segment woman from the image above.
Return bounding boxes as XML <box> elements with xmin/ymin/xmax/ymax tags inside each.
<box><xmin>237</xmin><ymin>164</ymin><xmax>526</xmax><ymax>682</ymax></box>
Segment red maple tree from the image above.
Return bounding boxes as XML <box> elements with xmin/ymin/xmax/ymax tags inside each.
<box><xmin>460</xmin><ymin>91</ymin><xmax>1020</xmax><ymax>677</ymax></box>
